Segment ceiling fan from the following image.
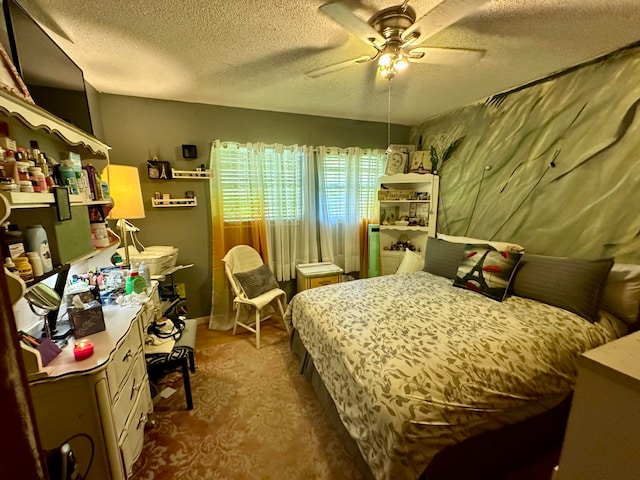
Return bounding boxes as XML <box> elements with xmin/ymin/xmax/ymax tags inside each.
<box><xmin>306</xmin><ymin>0</ymin><xmax>488</xmax><ymax>79</ymax></box>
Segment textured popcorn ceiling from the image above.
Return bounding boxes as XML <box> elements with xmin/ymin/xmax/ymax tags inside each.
<box><xmin>17</xmin><ymin>0</ymin><xmax>640</xmax><ymax>125</ymax></box>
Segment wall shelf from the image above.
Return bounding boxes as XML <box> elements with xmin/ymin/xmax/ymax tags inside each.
<box><xmin>171</xmin><ymin>168</ymin><xmax>211</xmax><ymax>179</ymax></box>
<box><xmin>151</xmin><ymin>197</ymin><xmax>197</xmax><ymax>208</ymax></box>
<box><xmin>0</xmin><ymin>191</ymin><xmax>112</xmax><ymax>208</ymax></box>
<box><xmin>0</xmin><ymin>89</ymin><xmax>110</xmax><ymax>158</ymax></box>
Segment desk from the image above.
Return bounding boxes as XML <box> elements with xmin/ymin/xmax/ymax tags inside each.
<box><xmin>296</xmin><ymin>262</ymin><xmax>343</xmax><ymax>292</ymax></box>
<box><xmin>27</xmin><ymin>302</ymin><xmax>155</xmax><ymax>479</ymax></box>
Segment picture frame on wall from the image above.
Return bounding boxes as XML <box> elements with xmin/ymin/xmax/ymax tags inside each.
<box><xmin>0</xmin><ymin>42</ymin><xmax>34</xmax><ymax>104</ymax></box>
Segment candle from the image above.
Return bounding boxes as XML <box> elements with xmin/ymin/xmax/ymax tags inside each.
<box><xmin>73</xmin><ymin>339</ymin><xmax>94</xmax><ymax>361</ymax></box>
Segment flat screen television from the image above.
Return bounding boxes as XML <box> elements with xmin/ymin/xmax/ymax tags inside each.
<box><xmin>3</xmin><ymin>0</ymin><xmax>93</xmax><ymax>134</ymax></box>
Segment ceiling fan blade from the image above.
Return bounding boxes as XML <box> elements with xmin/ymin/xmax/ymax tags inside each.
<box><xmin>407</xmin><ymin>47</ymin><xmax>485</xmax><ymax>66</ymax></box>
<box><xmin>320</xmin><ymin>2</ymin><xmax>385</xmax><ymax>46</ymax></box>
<box><xmin>305</xmin><ymin>55</ymin><xmax>375</xmax><ymax>78</ymax></box>
<box><xmin>402</xmin><ymin>0</ymin><xmax>488</xmax><ymax>46</ymax></box>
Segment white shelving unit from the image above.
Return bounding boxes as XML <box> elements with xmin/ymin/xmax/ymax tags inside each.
<box><xmin>377</xmin><ymin>173</ymin><xmax>439</xmax><ymax>275</ymax></box>
<box><xmin>171</xmin><ymin>168</ymin><xmax>211</xmax><ymax>179</ymax></box>
<box><xmin>151</xmin><ymin>197</ymin><xmax>197</xmax><ymax>207</ymax></box>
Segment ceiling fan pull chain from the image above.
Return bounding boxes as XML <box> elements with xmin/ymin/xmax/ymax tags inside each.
<box><xmin>386</xmin><ymin>78</ymin><xmax>392</xmax><ymax>154</ymax></box>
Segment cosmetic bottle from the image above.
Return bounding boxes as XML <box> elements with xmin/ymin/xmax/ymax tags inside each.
<box><xmin>24</xmin><ymin>225</ymin><xmax>53</xmax><ymax>273</ymax></box>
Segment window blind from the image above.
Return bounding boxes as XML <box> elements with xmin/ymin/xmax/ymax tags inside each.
<box><xmin>218</xmin><ymin>144</ymin><xmax>303</xmax><ymax>221</ymax></box>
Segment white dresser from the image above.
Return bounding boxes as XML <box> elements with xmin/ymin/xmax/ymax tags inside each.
<box><xmin>28</xmin><ymin>300</ymin><xmax>156</xmax><ymax>479</ymax></box>
<box><xmin>555</xmin><ymin>330</ymin><xmax>640</xmax><ymax>480</ymax></box>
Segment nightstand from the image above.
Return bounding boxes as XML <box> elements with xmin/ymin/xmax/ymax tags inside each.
<box><xmin>296</xmin><ymin>262</ymin><xmax>343</xmax><ymax>292</ymax></box>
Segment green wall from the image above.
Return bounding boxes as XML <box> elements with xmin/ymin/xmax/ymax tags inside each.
<box><xmin>97</xmin><ymin>94</ymin><xmax>410</xmax><ymax>318</ymax></box>
<box><xmin>412</xmin><ymin>46</ymin><xmax>640</xmax><ymax>264</ymax></box>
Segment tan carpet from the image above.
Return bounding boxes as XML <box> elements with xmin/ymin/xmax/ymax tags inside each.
<box><xmin>132</xmin><ymin>328</ymin><xmax>366</xmax><ymax>480</ymax></box>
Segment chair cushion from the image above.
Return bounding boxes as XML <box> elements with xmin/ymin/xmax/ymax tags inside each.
<box><xmin>146</xmin><ymin>346</ymin><xmax>192</xmax><ymax>367</ymax></box>
<box><xmin>234</xmin><ymin>264</ymin><xmax>280</xmax><ymax>299</ymax></box>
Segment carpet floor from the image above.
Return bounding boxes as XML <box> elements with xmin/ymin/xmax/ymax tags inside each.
<box><xmin>131</xmin><ymin>324</ymin><xmax>367</xmax><ymax>480</ymax></box>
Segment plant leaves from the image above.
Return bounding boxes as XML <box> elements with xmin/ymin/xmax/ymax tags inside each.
<box><xmin>441</xmin><ymin>136</ymin><xmax>465</xmax><ymax>163</ymax></box>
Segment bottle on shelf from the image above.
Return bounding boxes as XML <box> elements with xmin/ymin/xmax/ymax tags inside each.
<box><xmin>24</xmin><ymin>225</ymin><xmax>53</xmax><ymax>273</ymax></box>
<box><xmin>28</xmin><ymin>166</ymin><xmax>47</xmax><ymax>193</ymax></box>
<box><xmin>88</xmin><ymin>206</ymin><xmax>110</xmax><ymax>248</ymax></box>
<box><xmin>4</xmin><ymin>256</ymin><xmax>17</xmax><ymax>273</ymax></box>
<box><xmin>58</xmin><ymin>160</ymin><xmax>79</xmax><ymax>194</ymax></box>
<box><xmin>84</xmin><ymin>163</ymin><xmax>100</xmax><ymax>200</ymax></box>
<box><xmin>26</xmin><ymin>251</ymin><xmax>44</xmax><ymax>277</ymax></box>
<box><xmin>1</xmin><ymin>222</ymin><xmax>26</xmax><ymax>259</ymax></box>
<box><xmin>13</xmin><ymin>256</ymin><xmax>33</xmax><ymax>281</ymax></box>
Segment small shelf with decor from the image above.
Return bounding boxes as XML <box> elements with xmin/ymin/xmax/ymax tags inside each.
<box><xmin>377</xmin><ymin>173</ymin><xmax>439</xmax><ymax>275</ymax></box>
<box><xmin>171</xmin><ymin>168</ymin><xmax>211</xmax><ymax>179</ymax></box>
<box><xmin>151</xmin><ymin>197</ymin><xmax>197</xmax><ymax>208</ymax></box>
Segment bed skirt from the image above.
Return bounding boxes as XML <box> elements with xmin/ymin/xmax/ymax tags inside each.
<box><xmin>290</xmin><ymin>329</ymin><xmax>572</xmax><ymax>480</ymax></box>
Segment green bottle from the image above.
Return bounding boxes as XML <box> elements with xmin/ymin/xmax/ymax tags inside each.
<box><xmin>125</xmin><ymin>270</ymin><xmax>146</xmax><ymax>294</ymax></box>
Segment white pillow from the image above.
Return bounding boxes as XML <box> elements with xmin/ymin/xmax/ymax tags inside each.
<box><xmin>600</xmin><ymin>263</ymin><xmax>640</xmax><ymax>325</ymax></box>
<box><xmin>437</xmin><ymin>233</ymin><xmax>525</xmax><ymax>253</ymax></box>
<box><xmin>396</xmin><ymin>249</ymin><xmax>425</xmax><ymax>274</ymax></box>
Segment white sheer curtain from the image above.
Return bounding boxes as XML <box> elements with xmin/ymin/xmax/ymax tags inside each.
<box><xmin>213</xmin><ymin>141</ymin><xmax>385</xmax><ymax>284</ymax></box>
<box><xmin>316</xmin><ymin>146</ymin><xmax>386</xmax><ymax>273</ymax></box>
<box><xmin>262</xmin><ymin>144</ymin><xmax>319</xmax><ymax>281</ymax></box>
<box><xmin>213</xmin><ymin>141</ymin><xmax>319</xmax><ymax>282</ymax></box>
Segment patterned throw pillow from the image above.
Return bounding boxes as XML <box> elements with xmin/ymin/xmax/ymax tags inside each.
<box><xmin>453</xmin><ymin>244</ymin><xmax>523</xmax><ymax>301</ymax></box>
<box><xmin>234</xmin><ymin>264</ymin><xmax>280</xmax><ymax>299</ymax></box>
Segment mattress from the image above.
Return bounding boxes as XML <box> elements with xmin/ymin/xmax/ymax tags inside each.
<box><xmin>285</xmin><ymin>271</ymin><xmax>625</xmax><ymax>480</ymax></box>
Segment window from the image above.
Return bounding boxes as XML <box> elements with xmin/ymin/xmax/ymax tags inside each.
<box><xmin>320</xmin><ymin>148</ymin><xmax>386</xmax><ymax>221</ymax></box>
<box><xmin>217</xmin><ymin>144</ymin><xmax>303</xmax><ymax>222</ymax></box>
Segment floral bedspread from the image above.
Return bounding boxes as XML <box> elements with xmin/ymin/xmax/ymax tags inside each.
<box><xmin>285</xmin><ymin>271</ymin><xmax>624</xmax><ymax>480</ymax></box>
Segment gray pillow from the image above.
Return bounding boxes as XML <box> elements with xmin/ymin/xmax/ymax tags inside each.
<box><xmin>423</xmin><ymin>237</ymin><xmax>466</xmax><ymax>280</ymax></box>
<box><xmin>510</xmin><ymin>254</ymin><xmax>614</xmax><ymax>321</ymax></box>
<box><xmin>234</xmin><ymin>264</ymin><xmax>279</xmax><ymax>299</ymax></box>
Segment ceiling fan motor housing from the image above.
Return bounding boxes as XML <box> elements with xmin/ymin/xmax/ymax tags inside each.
<box><xmin>369</xmin><ymin>5</ymin><xmax>416</xmax><ymax>43</ymax></box>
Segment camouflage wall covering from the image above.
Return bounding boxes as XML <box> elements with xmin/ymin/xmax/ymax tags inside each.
<box><xmin>412</xmin><ymin>46</ymin><xmax>640</xmax><ymax>263</ymax></box>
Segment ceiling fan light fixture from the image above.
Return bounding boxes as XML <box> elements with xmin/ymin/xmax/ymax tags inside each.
<box><xmin>378</xmin><ymin>52</ymin><xmax>394</xmax><ymax>68</ymax></box>
<box><xmin>378</xmin><ymin>50</ymin><xmax>408</xmax><ymax>78</ymax></box>
<box><xmin>395</xmin><ymin>56</ymin><xmax>409</xmax><ymax>70</ymax></box>
<box><xmin>379</xmin><ymin>65</ymin><xmax>396</xmax><ymax>79</ymax></box>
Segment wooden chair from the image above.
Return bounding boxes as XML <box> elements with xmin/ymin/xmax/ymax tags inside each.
<box><xmin>222</xmin><ymin>245</ymin><xmax>287</xmax><ymax>349</ymax></box>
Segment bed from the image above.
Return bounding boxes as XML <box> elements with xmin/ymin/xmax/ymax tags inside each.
<box><xmin>285</xmin><ymin>237</ymin><xmax>639</xmax><ymax>480</ymax></box>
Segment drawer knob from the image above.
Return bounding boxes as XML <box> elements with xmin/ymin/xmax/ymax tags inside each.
<box><xmin>130</xmin><ymin>380</ymin><xmax>141</xmax><ymax>400</ymax></box>
<box><xmin>137</xmin><ymin>412</ymin><xmax>147</xmax><ymax>430</ymax></box>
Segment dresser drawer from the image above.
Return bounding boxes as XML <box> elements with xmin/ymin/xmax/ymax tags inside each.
<box><xmin>112</xmin><ymin>353</ymin><xmax>147</xmax><ymax>438</ymax></box>
<box><xmin>308</xmin><ymin>275</ymin><xmax>340</xmax><ymax>289</ymax></box>
<box><xmin>119</xmin><ymin>385</ymin><xmax>152</xmax><ymax>478</ymax></box>
<box><xmin>106</xmin><ymin>324</ymin><xmax>143</xmax><ymax>402</ymax></box>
